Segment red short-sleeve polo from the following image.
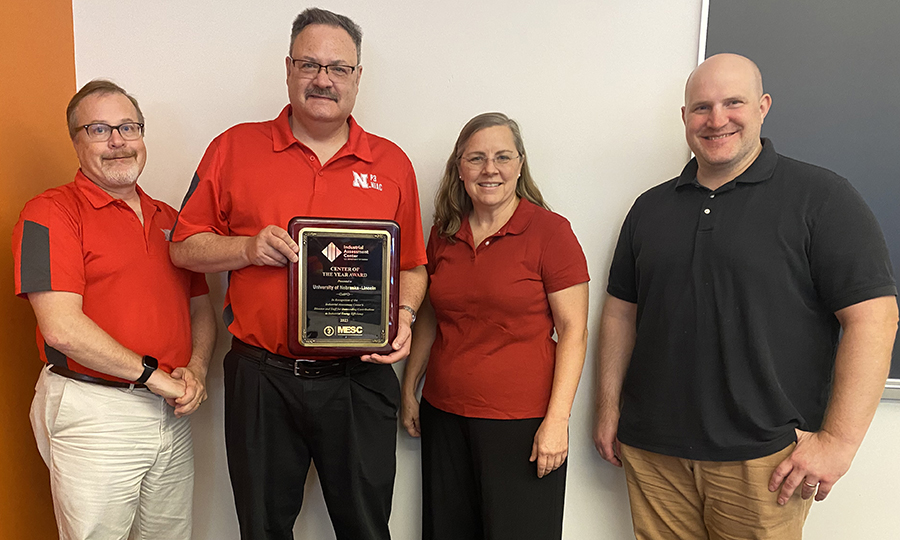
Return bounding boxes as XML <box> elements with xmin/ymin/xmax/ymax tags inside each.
<box><xmin>422</xmin><ymin>199</ymin><xmax>589</xmax><ymax>419</ymax></box>
<box><xmin>172</xmin><ymin>106</ymin><xmax>427</xmax><ymax>357</ymax></box>
<box><xmin>12</xmin><ymin>171</ymin><xmax>209</xmax><ymax>381</ymax></box>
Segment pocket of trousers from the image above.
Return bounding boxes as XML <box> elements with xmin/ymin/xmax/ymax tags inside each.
<box><xmin>349</xmin><ymin>363</ymin><xmax>401</xmax><ymax>414</ymax></box>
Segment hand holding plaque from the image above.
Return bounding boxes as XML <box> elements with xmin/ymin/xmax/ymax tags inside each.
<box><xmin>288</xmin><ymin>217</ymin><xmax>400</xmax><ymax>357</ymax></box>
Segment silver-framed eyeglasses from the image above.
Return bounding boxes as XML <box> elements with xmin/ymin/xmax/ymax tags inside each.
<box><xmin>80</xmin><ymin>122</ymin><xmax>144</xmax><ymax>142</ymax></box>
<box><xmin>289</xmin><ymin>58</ymin><xmax>359</xmax><ymax>81</ymax></box>
<box><xmin>459</xmin><ymin>152</ymin><xmax>522</xmax><ymax>171</ymax></box>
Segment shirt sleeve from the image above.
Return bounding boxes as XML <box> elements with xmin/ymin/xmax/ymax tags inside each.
<box><xmin>606</xmin><ymin>203</ymin><xmax>639</xmax><ymax>303</ymax></box>
<box><xmin>12</xmin><ymin>196</ymin><xmax>85</xmax><ymax>298</ymax></box>
<box><xmin>394</xmin><ymin>157</ymin><xmax>428</xmax><ymax>271</ymax></box>
<box><xmin>541</xmin><ymin>216</ymin><xmax>590</xmax><ymax>294</ymax></box>
<box><xmin>188</xmin><ymin>272</ymin><xmax>210</xmax><ymax>297</ymax></box>
<box><xmin>808</xmin><ymin>177</ymin><xmax>896</xmax><ymax>312</ymax></box>
<box><xmin>172</xmin><ymin>137</ymin><xmax>229</xmax><ymax>241</ymax></box>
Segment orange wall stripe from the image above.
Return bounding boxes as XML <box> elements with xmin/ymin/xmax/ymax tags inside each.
<box><xmin>0</xmin><ymin>0</ymin><xmax>78</xmax><ymax>537</ymax></box>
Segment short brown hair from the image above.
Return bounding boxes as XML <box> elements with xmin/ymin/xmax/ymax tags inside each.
<box><xmin>66</xmin><ymin>79</ymin><xmax>144</xmax><ymax>139</ymax></box>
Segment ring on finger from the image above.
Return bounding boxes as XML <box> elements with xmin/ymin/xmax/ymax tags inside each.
<box><xmin>803</xmin><ymin>481</ymin><xmax>817</xmax><ymax>488</ymax></box>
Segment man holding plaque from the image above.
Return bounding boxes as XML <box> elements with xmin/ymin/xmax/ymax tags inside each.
<box><xmin>170</xmin><ymin>7</ymin><xmax>427</xmax><ymax>540</ymax></box>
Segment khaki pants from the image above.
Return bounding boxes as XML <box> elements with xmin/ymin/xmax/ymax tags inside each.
<box><xmin>620</xmin><ymin>442</ymin><xmax>813</xmax><ymax>540</ymax></box>
<box><xmin>30</xmin><ymin>367</ymin><xmax>194</xmax><ymax>540</ymax></box>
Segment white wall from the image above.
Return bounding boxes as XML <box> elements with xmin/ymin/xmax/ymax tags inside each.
<box><xmin>72</xmin><ymin>1</ymin><xmax>899</xmax><ymax>538</ymax></box>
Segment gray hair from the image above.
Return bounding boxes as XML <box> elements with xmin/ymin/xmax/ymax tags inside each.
<box><xmin>290</xmin><ymin>8</ymin><xmax>362</xmax><ymax>64</ymax></box>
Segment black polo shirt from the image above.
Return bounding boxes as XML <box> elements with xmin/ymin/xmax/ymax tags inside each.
<box><xmin>608</xmin><ymin>139</ymin><xmax>896</xmax><ymax>461</ymax></box>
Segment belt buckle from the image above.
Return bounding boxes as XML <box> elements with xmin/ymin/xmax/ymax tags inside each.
<box><xmin>294</xmin><ymin>360</ymin><xmax>325</xmax><ymax>378</ymax></box>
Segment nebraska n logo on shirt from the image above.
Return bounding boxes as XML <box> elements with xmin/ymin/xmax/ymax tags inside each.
<box><xmin>352</xmin><ymin>171</ymin><xmax>383</xmax><ymax>192</ymax></box>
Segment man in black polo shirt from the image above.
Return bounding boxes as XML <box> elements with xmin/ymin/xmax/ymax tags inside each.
<box><xmin>593</xmin><ymin>53</ymin><xmax>897</xmax><ymax>539</ymax></box>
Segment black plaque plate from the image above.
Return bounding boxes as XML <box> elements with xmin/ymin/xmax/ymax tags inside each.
<box><xmin>288</xmin><ymin>217</ymin><xmax>399</xmax><ymax>356</ymax></box>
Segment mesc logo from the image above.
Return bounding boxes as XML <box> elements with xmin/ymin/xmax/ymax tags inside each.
<box><xmin>337</xmin><ymin>325</ymin><xmax>364</xmax><ymax>334</ymax></box>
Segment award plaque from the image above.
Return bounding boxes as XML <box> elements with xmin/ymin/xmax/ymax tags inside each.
<box><xmin>288</xmin><ymin>217</ymin><xmax>400</xmax><ymax>357</ymax></box>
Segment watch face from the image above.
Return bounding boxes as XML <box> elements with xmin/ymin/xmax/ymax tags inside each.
<box><xmin>143</xmin><ymin>356</ymin><xmax>159</xmax><ymax>369</ymax></box>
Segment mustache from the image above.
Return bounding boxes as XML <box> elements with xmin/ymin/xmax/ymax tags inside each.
<box><xmin>305</xmin><ymin>88</ymin><xmax>339</xmax><ymax>101</ymax></box>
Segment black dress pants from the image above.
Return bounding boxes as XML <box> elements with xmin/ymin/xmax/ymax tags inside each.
<box><xmin>420</xmin><ymin>398</ymin><xmax>567</xmax><ymax>540</ymax></box>
<box><xmin>223</xmin><ymin>347</ymin><xmax>400</xmax><ymax>540</ymax></box>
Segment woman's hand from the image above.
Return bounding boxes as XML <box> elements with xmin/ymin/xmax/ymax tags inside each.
<box><xmin>530</xmin><ymin>416</ymin><xmax>569</xmax><ymax>478</ymax></box>
<box><xmin>400</xmin><ymin>392</ymin><xmax>422</xmax><ymax>437</ymax></box>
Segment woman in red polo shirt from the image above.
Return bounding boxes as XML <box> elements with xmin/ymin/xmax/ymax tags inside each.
<box><xmin>401</xmin><ymin>112</ymin><xmax>590</xmax><ymax>540</ymax></box>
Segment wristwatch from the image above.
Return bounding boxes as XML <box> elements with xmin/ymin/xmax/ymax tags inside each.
<box><xmin>400</xmin><ymin>304</ymin><xmax>417</xmax><ymax>324</ymax></box>
<box><xmin>136</xmin><ymin>355</ymin><xmax>158</xmax><ymax>384</ymax></box>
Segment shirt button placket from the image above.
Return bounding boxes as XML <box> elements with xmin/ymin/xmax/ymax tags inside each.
<box><xmin>698</xmin><ymin>191</ymin><xmax>717</xmax><ymax>231</ymax></box>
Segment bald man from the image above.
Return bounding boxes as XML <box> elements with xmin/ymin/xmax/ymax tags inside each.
<box><xmin>593</xmin><ymin>54</ymin><xmax>897</xmax><ymax>539</ymax></box>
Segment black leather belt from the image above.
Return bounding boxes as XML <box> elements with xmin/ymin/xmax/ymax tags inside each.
<box><xmin>231</xmin><ymin>338</ymin><xmax>359</xmax><ymax>379</ymax></box>
<box><xmin>49</xmin><ymin>365</ymin><xmax>145</xmax><ymax>389</ymax></box>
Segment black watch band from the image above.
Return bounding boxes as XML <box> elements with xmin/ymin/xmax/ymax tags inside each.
<box><xmin>136</xmin><ymin>355</ymin><xmax>158</xmax><ymax>384</ymax></box>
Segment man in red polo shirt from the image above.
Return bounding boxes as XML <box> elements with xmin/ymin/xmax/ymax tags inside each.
<box><xmin>170</xmin><ymin>8</ymin><xmax>427</xmax><ymax>540</ymax></box>
<box><xmin>11</xmin><ymin>80</ymin><xmax>216</xmax><ymax>540</ymax></box>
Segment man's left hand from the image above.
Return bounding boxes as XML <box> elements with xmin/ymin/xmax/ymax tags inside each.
<box><xmin>169</xmin><ymin>365</ymin><xmax>208</xmax><ymax>417</ymax></box>
<box><xmin>361</xmin><ymin>316</ymin><xmax>412</xmax><ymax>364</ymax></box>
<box><xmin>768</xmin><ymin>428</ymin><xmax>857</xmax><ymax>505</ymax></box>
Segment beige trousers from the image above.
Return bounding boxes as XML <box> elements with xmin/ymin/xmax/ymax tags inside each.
<box><xmin>620</xmin><ymin>442</ymin><xmax>813</xmax><ymax>540</ymax></box>
<box><xmin>30</xmin><ymin>367</ymin><xmax>194</xmax><ymax>540</ymax></box>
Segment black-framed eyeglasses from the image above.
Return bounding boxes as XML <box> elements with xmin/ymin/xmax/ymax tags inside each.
<box><xmin>289</xmin><ymin>58</ymin><xmax>358</xmax><ymax>81</ymax></box>
<box><xmin>80</xmin><ymin>122</ymin><xmax>144</xmax><ymax>142</ymax></box>
<box><xmin>459</xmin><ymin>153</ymin><xmax>522</xmax><ymax>171</ymax></box>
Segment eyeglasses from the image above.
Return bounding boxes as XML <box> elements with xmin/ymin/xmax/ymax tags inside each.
<box><xmin>80</xmin><ymin>122</ymin><xmax>144</xmax><ymax>142</ymax></box>
<box><xmin>289</xmin><ymin>58</ymin><xmax>358</xmax><ymax>81</ymax></box>
<box><xmin>459</xmin><ymin>153</ymin><xmax>522</xmax><ymax>171</ymax></box>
